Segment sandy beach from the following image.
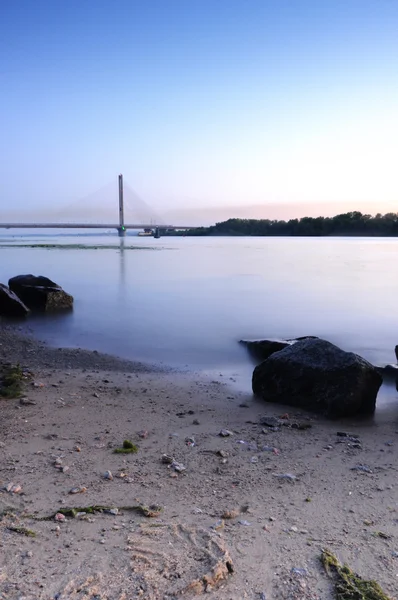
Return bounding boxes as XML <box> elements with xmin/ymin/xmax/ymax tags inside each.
<box><xmin>1</xmin><ymin>325</ymin><xmax>398</xmax><ymax>599</ymax></box>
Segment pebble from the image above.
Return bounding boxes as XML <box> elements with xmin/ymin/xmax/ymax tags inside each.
<box><xmin>219</xmin><ymin>429</ymin><xmax>233</xmax><ymax>437</ymax></box>
<box><xmin>5</xmin><ymin>482</ymin><xmax>22</xmax><ymax>494</ymax></box>
<box><xmin>69</xmin><ymin>486</ymin><xmax>87</xmax><ymax>494</ymax></box>
<box><xmin>273</xmin><ymin>473</ymin><xmax>297</xmax><ymax>482</ymax></box>
<box><xmin>238</xmin><ymin>519</ymin><xmax>251</xmax><ymax>526</ymax></box>
<box><xmin>161</xmin><ymin>454</ymin><xmax>174</xmax><ymax>464</ymax></box>
<box><xmin>351</xmin><ymin>464</ymin><xmax>372</xmax><ymax>473</ymax></box>
<box><xmin>103</xmin><ymin>470</ymin><xmax>113</xmax><ymax>480</ymax></box>
<box><xmin>55</xmin><ymin>513</ymin><xmax>66</xmax><ymax>522</ymax></box>
<box><xmin>217</xmin><ymin>450</ymin><xmax>229</xmax><ymax>458</ymax></box>
<box><xmin>171</xmin><ymin>460</ymin><xmax>186</xmax><ymax>472</ymax></box>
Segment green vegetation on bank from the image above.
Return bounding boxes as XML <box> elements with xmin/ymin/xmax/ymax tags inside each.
<box><xmin>321</xmin><ymin>549</ymin><xmax>391</xmax><ymax>599</ymax></box>
<box><xmin>168</xmin><ymin>211</ymin><xmax>398</xmax><ymax>237</ymax></box>
<box><xmin>0</xmin><ymin>364</ymin><xmax>24</xmax><ymax>398</ymax></box>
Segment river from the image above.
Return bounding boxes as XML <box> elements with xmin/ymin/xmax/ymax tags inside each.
<box><xmin>1</xmin><ymin>233</ymin><xmax>398</xmax><ymax>400</ymax></box>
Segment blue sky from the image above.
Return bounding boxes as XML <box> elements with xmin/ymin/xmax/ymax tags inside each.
<box><xmin>1</xmin><ymin>0</ymin><xmax>398</xmax><ymax>223</ymax></box>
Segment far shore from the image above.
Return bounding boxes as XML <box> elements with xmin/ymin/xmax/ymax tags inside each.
<box><xmin>1</xmin><ymin>323</ymin><xmax>398</xmax><ymax>599</ymax></box>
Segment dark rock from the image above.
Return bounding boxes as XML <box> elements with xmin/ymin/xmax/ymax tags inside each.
<box><xmin>252</xmin><ymin>338</ymin><xmax>382</xmax><ymax>418</ymax></box>
<box><xmin>375</xmin><ymin>364</ymin><xmax>398</xmax><ymax>383</ymax></box>
<box><xmin>240</xmin><ymin>336</ymin><xmax>318</xmax><ymax>362</ymax></box>
<box><xmin>0</xmin><ymin>284</ymin><xmax>29</xmax><ymax>317</ymax></box>
<box><xmin>9</xmin><ymin>274</ymin><xmax>73</xmax><ymax>311</ymax></box>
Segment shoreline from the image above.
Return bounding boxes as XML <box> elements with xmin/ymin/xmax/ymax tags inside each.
<box><xmin>1</xmin><ymin>324</ymin><xmax>398</xmax><ymax>599</ymax></box>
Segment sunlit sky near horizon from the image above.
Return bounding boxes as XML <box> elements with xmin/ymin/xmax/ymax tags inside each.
<box><xmin>1</xmin><ymin>0</ymin><xmax>398</xmax><ymax>224</ymax></box>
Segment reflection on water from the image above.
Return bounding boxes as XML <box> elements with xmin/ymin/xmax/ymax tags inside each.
<box><xmin>1</xmin><ymin>234</ymin><xmax>398</xmax><ymax>414</ymax></box>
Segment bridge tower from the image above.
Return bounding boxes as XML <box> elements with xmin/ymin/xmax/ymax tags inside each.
<box><xmin>117</xmin><ymin>174</ymin><xmax>126</xmax><ymax>237</ymax></box>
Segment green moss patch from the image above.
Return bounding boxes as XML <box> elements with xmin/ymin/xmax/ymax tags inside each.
<box><xmin>0</xmin><ymin>364</ymin><xmax>23</xmax><ymax>398</ymax></box>
<box><xmin>113</xmin><ymin>440</ymin><xmax>139</xmax><ymax>454</ymax></box>
<box><xmin>36</xmin><ymin>504</ymin><xmax>162</xmax><ymax>520</ymax></box>
<box><xmin>321</xmin><ymin>549</ymin><xmax>391</xmax><ymax>600</ymax></box>
<box><xmin>7</xmin><ymin>526</ymin><xmax>36</xmax><ymax>537</ymax></box>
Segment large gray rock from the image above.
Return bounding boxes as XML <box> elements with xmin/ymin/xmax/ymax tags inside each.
<box><xmin>9</xmin><ymin>274</ymin><xmax>73</xmax><ymax>311</ymax></box>
<box><xmin>0</xmin><ymin>284</ymin><xmax>29</xmax><ymax>317</ymax></box>
<box><xmin>240</xmin><ymin>336</ymin><xmax>318</xmax><ymax>362</ymax></box>
<box><xmin>252</xmin><ymin>338</ymin><xmax>382</xmax><ymax>418</ymax></box>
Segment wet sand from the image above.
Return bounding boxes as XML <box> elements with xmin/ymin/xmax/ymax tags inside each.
<box><xmin>1</xmin><ymin>324</ymin><xmax>398</xmax><ymax>599</ymax></box>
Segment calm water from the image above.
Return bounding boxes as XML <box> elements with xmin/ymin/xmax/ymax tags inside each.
<box><xmin>1</xmin><ymin>233</ymin><xmax>398</xmax><ymax>397</ymax></box>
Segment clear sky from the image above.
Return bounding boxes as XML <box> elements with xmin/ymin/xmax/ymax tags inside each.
<box><xmin>1</xmin><ymin>0</ymin><xmax>398</xmax><ymax>224</ymax></box>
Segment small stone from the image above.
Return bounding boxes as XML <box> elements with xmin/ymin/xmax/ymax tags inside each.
<box><xmin>222</xmin><ymin>509</ymin><xmax>239</xmax><ymax>519</ymax></box>
<box><xmin>93</xmin><ymin>392</ymin><xmax>99</xmax><ymax>398</ymax></box>
<box><xmin>61</xmin><ymin>466</ymin><xmax>69</xmax><ymax>473</ymax></box>
<box><xmin>210</xmin><ymin>519</ymin><xmax>225</xmax><ymax>530</ymax></box>
<box><xmin>74</xmin><ymin>446</ymin><xmax>81</xmax><ymax>452</ymax></box>
<box><xmin>161</xmin><ymin>454</ymin><xmax>174</xmax><ymax>464</ymax></box>
<box><xmin>192</xmin><ymin>419</ymin><xmax>200</xmax><ymax>425</ymax></box>
<box><xmin>219</xmin><ymin>429</ymin><xmax>233</xmax><ymax>437</ymax></box>
<box><xmin>217</xmin><ymin>450</ymin><xmax>229</xmax><ymax>458</ymax></box>
<box><xmin>99</xmin><ymin>539</ymin><xmax>105</xmax><ymax>544</ymax></box>
<box><xmin>69</xmin><ymin>486</ymin><xmax>87</xmax><ymax>494</ymax></box>
<box><xmin>290</xmin><ymin>526</ymin><xmax>299</xmax><ymax>533</ymax></box>
<box><xmin>137</xmin><ymin>430</ymin><xmax>148</xmax><ymax>439</ymax></box>
<box><xmin>171</xmin><ymin>460</ymin><xmax>186</xmax><ymax>472</ymax></box>
<box><xmin>103</xmin><ymin>470</ymin><xmax>113</xmax><ymax>481</ymax></box>
<box><xmin>20</xmin><ymin>398</ymin><xmax>36</xmax><ymax>405</ymax></box>
<box><xmin>55</xmin><ymin>513</ymin><xmax>66</xmax><ymax>522</ymax></box>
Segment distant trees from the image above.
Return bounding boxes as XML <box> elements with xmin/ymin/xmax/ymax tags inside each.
<box><xmin>175</xmin><ymin>211</ymin><xmax>398</xmax><ymax>237</ymax></box>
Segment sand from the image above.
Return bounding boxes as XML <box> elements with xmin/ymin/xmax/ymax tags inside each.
<box><xmin>0</xmin><ymin>324</ymin><xmax>398</xmax><ymax>599</ymax></box>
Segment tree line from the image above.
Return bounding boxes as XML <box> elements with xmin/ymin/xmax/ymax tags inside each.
<box><xmin>170</xmin><ymin>211</ymin><xmax>398</xmax><ymax>236</ymax></box>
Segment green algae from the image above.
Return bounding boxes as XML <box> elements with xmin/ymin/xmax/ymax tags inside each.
<box><xmin>0</xmin><ymin>364</ymin><xmax>23</xmax><ymax>398</ymax></box>
<box><xmin>321</xmin><ymin>549</ymin><xmax>391</xmax><ymax>600</ymax></box>
<box><xmin>7</xmin><ymin>526</ymin><xmax>36</xmax><ymax>537</ymax></box>
<box><xmin>34</xmin><ymin>504</ymin><xmax>162</xmax><ymax>520</ymax></box>
<box><xmin>113</xmin><ymin>440</ymin><xmax>139</xmax><ymax>454</ymax></box>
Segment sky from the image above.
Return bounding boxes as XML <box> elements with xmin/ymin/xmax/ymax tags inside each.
<box><xmin>1</xmin><ymin>0</ymin><xmax>398</xmax><ymax>225</ymax></box>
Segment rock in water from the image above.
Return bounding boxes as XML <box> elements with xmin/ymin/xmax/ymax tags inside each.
<box><xmin>0</xmin><ymin>283</ymin><xmax>29</xmax><ymax>317</ymax></box>
<box><xmin>252</xmin><ymin>338</ymin><xmax>382</xmax><ymax>418</ymax></box>
<box><xmin>240</xmin><ymin>336</ymin><xmax>318</xmax><ymax>362</ymax></box>
<box><xmin>8</xmin><ymin>274</ymin><xmax>73</xmax><ymax>311</ymax></box>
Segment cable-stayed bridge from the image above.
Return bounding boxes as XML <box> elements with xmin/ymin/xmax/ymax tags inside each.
<box><xmin>0</xmin><ymin>175</ymin><xmax>194</xmax><ymax>237</ymax></box>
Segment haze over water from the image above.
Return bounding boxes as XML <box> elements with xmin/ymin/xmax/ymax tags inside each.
<box><xmin>2</xmin><ymin>235</ymin><xmax>398</xmax><ymax>394</ymax></box>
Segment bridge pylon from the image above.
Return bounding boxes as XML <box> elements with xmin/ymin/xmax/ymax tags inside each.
<box><xmin>118</xmin><ymin>174</ymin><xmax>126</xmax><ymax>237</ymax></box>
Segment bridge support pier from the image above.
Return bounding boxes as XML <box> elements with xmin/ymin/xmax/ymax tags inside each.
<box><xmin>117</xmin><ymin>227</ymin><xmax>126</xmax><ymax>237</ymax></box>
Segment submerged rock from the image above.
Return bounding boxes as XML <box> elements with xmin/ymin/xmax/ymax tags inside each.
<box><xmin>252</xmin><ymin>338</ymin><xmax>382</xmax><ymax>418</ymax></box>
<box><xmin>8</xmin><ymin>274</ymin><xmax>73</xmax><ymax>311</ymax></box>
<box><xmin>0</xmin><ymin>283</ymin><xmax>29</xmax><ymax>317</ymax></box>
<box><xmin>240</xmin><ymin>336</ymin><xmax>318</xmax><ymax>362</ymax></box>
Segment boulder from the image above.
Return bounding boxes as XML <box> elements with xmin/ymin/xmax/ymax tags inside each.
<box><xmin>252</xmin><ymin>338</ymin><xmax>382</xmax><ymax>418</ymax></box>
<box><xmin>240</xmin><ymin>336</ymin><xmax>318</xmax><ymax>362</ymax></box>
<box><xmin>0</xmin><ymin>284</ymin><xmax>29</xmax><ymax>317</ymax></box>
<box><xmin>8</xmin><ymin>274</ymin><xmax>73</xmax><ymax>311</ymax></box>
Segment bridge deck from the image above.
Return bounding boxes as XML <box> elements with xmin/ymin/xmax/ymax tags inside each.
<box><xmin>0</xmin><ymin>223</ymin><xmax>193</xmax><ymax>230</ymax></box>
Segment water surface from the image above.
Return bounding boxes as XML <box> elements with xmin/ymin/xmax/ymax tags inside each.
<box><xmin>1</xmin><ymin>233</ymin><xmax>398</xmax><ymax>406</ymax></box>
